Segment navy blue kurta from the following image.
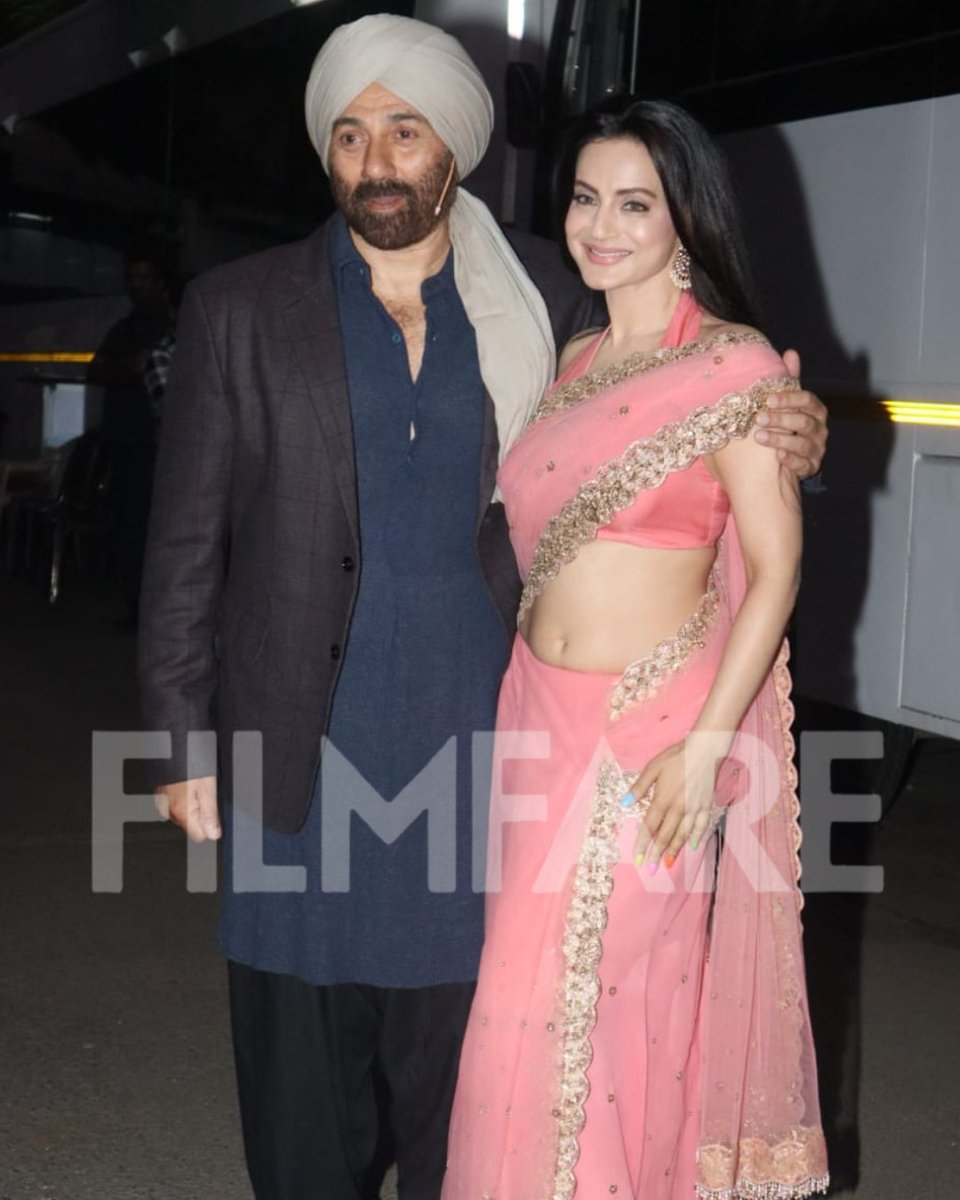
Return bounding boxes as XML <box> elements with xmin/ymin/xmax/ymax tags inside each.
<box><xmin>220</xmin><ymin>215</ymin><xmax>510</xmax><ymax>986</ymax></box>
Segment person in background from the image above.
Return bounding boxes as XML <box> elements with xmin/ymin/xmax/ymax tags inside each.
<box><xmin>89</xmin><ymin>244</ymin><xmax>172</xmax><ymax>626</ymax></box>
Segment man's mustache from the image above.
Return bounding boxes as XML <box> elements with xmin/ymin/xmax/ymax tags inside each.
<box><xmin>352</xmin><ymin>181</ymin><xmax>415</xmax><ymax>203</ymax></box>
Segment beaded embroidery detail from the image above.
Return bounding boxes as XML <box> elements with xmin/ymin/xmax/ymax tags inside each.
<box><xmin>552</xmin><ymin>759</ymin><xmax>626</xmax><ymax>1200</ymax></box>
<box><xmin>518</xmin><ymin>374</ymin><xmax>798</xmax><ymax>625</ymax></box>
<box><xmin>695</xmin><ymin>1129</ymin><xmax>830</xmax><ymax>1199</ymax></box>
<box><xmin>609</xmin><ymin>581</ymin><xmax>720</xmax><ymax>719</ymax></box>
<box><xmin>534</xmin><ymin>332</ymin><xmax>772</xmax><ymax>424</ymax></box>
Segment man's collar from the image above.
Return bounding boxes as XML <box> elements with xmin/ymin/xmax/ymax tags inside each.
<box><xmin>328</xmin><ymin>212</ymin><xmax>366</xmax><ymax>278</ymax></box>
<box><xmin>421</xmin><ymin>247</ymin><xmax>455</xmax><ymax>299</ymax></box>
<box><xmin>328</xmin><ymin>210</ymin><xmax>456</xmax><ymax>295</ymax></box>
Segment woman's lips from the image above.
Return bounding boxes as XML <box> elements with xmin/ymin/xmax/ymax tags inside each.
<box><xmin>584</xmin><ymin>245</ymin><xmax>631</xmax><ymax>265</ymax></box>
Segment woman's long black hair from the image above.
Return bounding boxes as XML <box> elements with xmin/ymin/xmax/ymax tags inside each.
<box><xmin>558</xmin><ymin>98</ymin><xmax>761</xmax><ymax>328</ymax></box>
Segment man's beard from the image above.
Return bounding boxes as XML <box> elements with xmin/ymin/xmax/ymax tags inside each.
<box><xmin>331</xmin><ymin>152</ymin><xmax>456</xmax><ymax>250</ymax></box>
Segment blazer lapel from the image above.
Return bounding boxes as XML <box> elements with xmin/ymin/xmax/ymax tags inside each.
<box><xmin>284</xmin><ymin>227</ymin><xmax>359</xmax><ymax>542</ymax></box>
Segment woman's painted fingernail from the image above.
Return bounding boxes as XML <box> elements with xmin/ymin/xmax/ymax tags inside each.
<box><xmin>634</xmin><ymin>852</ymin><xmax>644</xmax><ymax>867</ymax></box>
<box><xmin>664</xmin><ymin>854</ymin><xmax>676</xmax><ymax>869</ymax></box>
<box><xmin>619</xmin><ymin>791</ymin><xmax>636</xmax><ymax>809</ymax></box>
<box><xmin>690</xmin><ymin>838</ymin><xmax>699</xmax><ymax>852</ymax></box>
<box><xmin>647</xmin><ymin>859</ymin><xmax>658</xmax><ymax>876</ymax></box>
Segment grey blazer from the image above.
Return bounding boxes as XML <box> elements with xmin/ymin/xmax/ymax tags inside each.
<box><xmin>138</xmin><ymin>220</ymin><xmax>603</xmax><ymax>832</ymax></box>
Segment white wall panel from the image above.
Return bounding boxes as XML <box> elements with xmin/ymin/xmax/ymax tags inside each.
<box><xmin>900</xmin><ymin>450</ymin><xmax>960</xmax><ymax>721</ymax></box>
<box><xmin>727</xmin><ymin>97</ymin><xmax>960</xmax><ymax>733</ymax></box>
<box><xmin>918</xmin><ymin>93</ymin><xmax>960</xmax><ymax>393</ymax></box>
<box><xmin>724</xmin><ymin>102</ymin><xmax>933</xmax><ymax>397</ymax></box>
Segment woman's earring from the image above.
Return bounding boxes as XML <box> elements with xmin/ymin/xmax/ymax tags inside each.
<box><xmin>671</xmin><ymin>243</ymin><xmax>692</xmax><ymax>290</ymax></box>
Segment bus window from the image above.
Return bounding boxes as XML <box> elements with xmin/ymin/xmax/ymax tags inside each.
<box><xmin>552</xmin><ymin>0</ymin><xmax>637</xmax><ymax>117</ymax></box>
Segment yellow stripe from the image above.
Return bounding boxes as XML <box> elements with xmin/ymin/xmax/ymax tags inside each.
<box><xmin>882</xmin><ymin>400</ymin><xmax>960</xmax><ymax>428</ymax></box>
<box><xmin>829</xmin><ymin>397</ymin><xmax>960</xmax><ymax>428</ymax></box>
<box><xmin>883</xmin><ymin>415</ymin><xmax>960</xmax><ymax>429</ymax></box>
<box><xmin>884</xmin><ymin>402</ymin><xmax>956</xmax><ymax>412</ymax></box>
<box><xmin>0</xmin><ymin>352</ymin><xmax>95</xmax><ymax>363</ymax></box>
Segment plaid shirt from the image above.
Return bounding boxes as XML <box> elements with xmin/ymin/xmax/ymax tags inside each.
<box><xmin>143</xmin><ymin>331</ymin><xmax>176</xmax><ymax>421</ymax></box>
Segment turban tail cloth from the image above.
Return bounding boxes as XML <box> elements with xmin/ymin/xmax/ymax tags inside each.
<box><xmin>305</xmin><ymin>14</ymin><xmax>557</xmax><ymax>467</ymax></box>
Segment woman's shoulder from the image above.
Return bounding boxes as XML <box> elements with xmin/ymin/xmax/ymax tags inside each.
<box><xmin>697</xmin><ymin>316</ymin><xmax>770</xmax><ymax>346</ymax></box>
<box><xmin>694</xmin><ymin>317</ymin><xmax>785</xmax><ymax>371</ymax></box>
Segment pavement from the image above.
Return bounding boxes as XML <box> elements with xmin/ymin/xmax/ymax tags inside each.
<box><xmin>1</xmin><ymin>572</ymin><xmax>957</xmax><ymax>1199</ymax></box>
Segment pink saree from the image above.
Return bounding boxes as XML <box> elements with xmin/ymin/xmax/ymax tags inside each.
<box><xmin>442</xmin><ymin>294</ymin><xmax>828</xmax><ymax>1200</ymax></box>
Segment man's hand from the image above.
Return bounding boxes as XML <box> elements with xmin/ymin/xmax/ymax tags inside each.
<box><xmin>754</xmin><ymin>349</ymin><xmax>828</xmax><ymax>478</ymax></box>
<box><xmin>155</xmin><ymin>776</ymin><xmax>220</xmax><ymax>842</ymax></box>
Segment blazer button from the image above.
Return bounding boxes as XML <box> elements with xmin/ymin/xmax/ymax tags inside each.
<box><xmin>330</xmin><ymin>644</ymin><xmax>341</xmax><ymax>661</ymax></box>
<box><xmin>341</xmin><ymin>556</ymin><xmax>355</xmax><ymax>572</ymax></box>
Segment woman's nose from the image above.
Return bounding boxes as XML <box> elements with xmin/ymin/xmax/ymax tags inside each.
<box><xmin>590</xmin><ymin>203</ymin><xmax>618</xmax><ymax>240</ymax></box>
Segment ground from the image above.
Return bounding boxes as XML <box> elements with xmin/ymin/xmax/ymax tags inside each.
<box><xmin>1</xmin><ymin>574</ymin><xmax>957</xmax><ymax>1199</ymax></box>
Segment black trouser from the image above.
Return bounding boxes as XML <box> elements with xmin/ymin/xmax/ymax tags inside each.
<box><xmin>227</xmin><ymin>961</ymin><xmax>475</xmax><ymax>1200</ymax></box>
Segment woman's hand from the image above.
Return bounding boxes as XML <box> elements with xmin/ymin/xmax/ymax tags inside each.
<box><xmin>621</xmin><ymin>732</ymin><xmax>730</xmax><ymax>871</ymax></box>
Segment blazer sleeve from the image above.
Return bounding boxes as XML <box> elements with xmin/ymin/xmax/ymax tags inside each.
<box><xmin>138</xmin><ymin>280</ymin><xmax>233</xmax><ymax>787</ymax></box>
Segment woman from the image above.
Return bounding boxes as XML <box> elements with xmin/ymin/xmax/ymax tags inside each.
<box><xmin>442</xmin><ymin>101</ymin><xmax>828</xmax><ymax>1199</ymax></box>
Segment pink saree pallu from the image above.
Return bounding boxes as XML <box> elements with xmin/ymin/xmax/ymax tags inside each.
<box><xmin>442</xmin><ymin>295</ymin><xmax>829</xmax><ymax>1200</ymax></box>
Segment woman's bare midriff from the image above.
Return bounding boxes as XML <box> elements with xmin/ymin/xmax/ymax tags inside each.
<box><xmin>519</xmin><ymin>540</ymin><xmax>716</xmax><ymax>673</ymax></box>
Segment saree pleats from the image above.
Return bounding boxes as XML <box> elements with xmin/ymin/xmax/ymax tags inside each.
<box><xmin>444</xmin><ymin>607</ymin><xmax>728</xmax><ymax>1200</ymax></box>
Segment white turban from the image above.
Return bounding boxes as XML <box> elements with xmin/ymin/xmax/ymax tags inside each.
<box><xmin>304</xmin><ymin>14</ymin><xmax>556</xmax><ymax>468</ymax></box>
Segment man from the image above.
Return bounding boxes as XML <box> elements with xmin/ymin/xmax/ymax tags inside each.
<box><xmin>89</xmin><ymin>246</ymin><xmax>172</xmax><ymax>625</ymax></box>
<box><xmin>140</xmin><ymin>15</ymin><xmax>827</xmax><ymax>1200</ymax></box>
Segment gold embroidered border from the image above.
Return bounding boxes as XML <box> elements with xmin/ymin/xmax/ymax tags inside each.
<box><xmin>552</xmin><ymin>760</ymin><xmax>625</xmax><ymax>1200</ymax></box>
<box><xmin>609</xmin><ymin>581</ymin><xmax>720</xmax><ymax>719</ymax></box>
<box><xmin>518</xmin><ymin>374</ymin><xmax>798</xmax><ymax>625</ymax></box>
<box><xmin>695</xmin><ymin>639</ymin><xmax>829</xmax><ymax>1200</ymax></box>
<box><xmin>766</xmin><ymin>643</ymin><xmax>829</xmax><ymax>1195</ymax></box>
<box><xmin>696</xmin><ymin>1129</ymin><xmax>830</xmax><ymax>1199</ymax></box>
<box><xmin>772</xmin><ymin>640</ymin><xmax>803</xmax><ymax>895</ymax></box>
<box><xmin>534</xmin><ymin>331</ymin><xmax>771</xmax><ymax>424</ymax></box>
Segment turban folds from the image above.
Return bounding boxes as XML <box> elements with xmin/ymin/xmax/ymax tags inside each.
<box><xmin>304</xmin><ymin>14</ymin><xmax>556</xmax><ymax>471</ymax></box>
<box><xmin>305</xmin><ymin>14</ymin><xmax>493</xmax><ymax>179</ymax></box>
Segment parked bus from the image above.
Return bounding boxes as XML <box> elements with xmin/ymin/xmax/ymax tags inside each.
<box><xmin>526</xmin><ymin>0</ymin><xmax>960</xmax><ymax>793</ymax></box>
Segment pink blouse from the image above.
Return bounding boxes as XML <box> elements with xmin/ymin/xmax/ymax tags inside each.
<box><xmin>499</xmin><ymin>293</ymin><xmax>787</xmax><ymax>580</ymax></box>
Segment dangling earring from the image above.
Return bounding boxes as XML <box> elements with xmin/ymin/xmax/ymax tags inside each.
<box><xmin>670</xmin><ymin>243</ymin><xmax>692</xmax><ymax>290</ymax></box>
